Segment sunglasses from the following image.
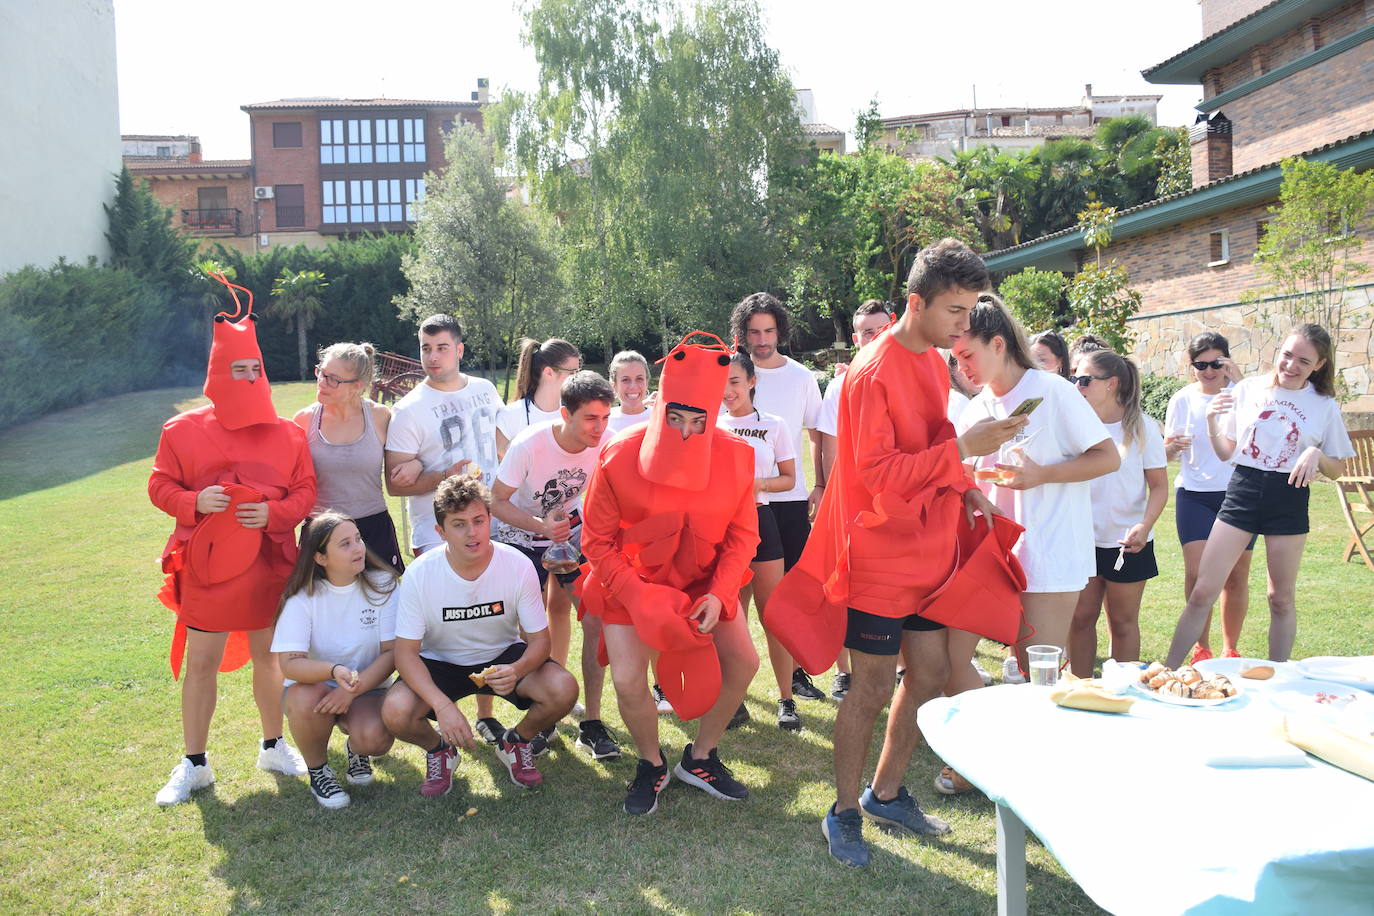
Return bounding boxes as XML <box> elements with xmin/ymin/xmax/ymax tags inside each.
<box><xmin>1069</xmin><ymin>374</ymin><xmax>1110</xmax><ymax>387</ymax></box>
<box><xmin>1191</xmin><ymin>359</ymin><xmax>1225</xmax><ymax>371</ymax></box>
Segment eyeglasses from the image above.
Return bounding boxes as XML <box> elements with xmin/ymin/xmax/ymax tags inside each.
<box><xmin>1069</xmin><ymin>374</ymin><xmax>1110</xmax><ymax>387</ymax></box>
<box><xmin>552</xmin><ymin>365</ymin><xmax>581</xmax><ymax>375</ymax></box>
<box><xmin>315</xmin><ymin>366</ymin><xmax>360</xmax><ymax>388</ymax></box>
<box><xmin>1191</xmin><ymin>359</ymin><xmax>1225</xmax><ymax>371</ymax></box>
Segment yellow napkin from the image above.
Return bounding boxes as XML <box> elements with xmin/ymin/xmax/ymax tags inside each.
<box><xmin>1281</xmin><ymin>714</ymin><xmax>1374</xmax><ymax>782</ymax></box>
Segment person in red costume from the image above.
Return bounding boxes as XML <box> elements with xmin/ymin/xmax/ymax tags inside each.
<box><xmin>579</xmin><ymin>332</ymin><xmax>760</xmax><ymax>816</ymax></box>
<box><xmin>763</xmin><ymin>240</ymin><xmax>1026</xmax><ymax>867</ymax></box>
<box><xmin>148</xmin><ymin>273</ymin><xmax>317</xmax><ymax>806</ymax></box>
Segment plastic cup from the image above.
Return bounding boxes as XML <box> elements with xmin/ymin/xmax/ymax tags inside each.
<box><xmin>1026</xmin><ymin>645</ymin><xmax>1062</xmax><ymax>687</ymax></box>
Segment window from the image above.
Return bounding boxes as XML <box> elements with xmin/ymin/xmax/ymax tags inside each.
<box><xmin>1000</xmin><ymin>115</ymin><xmax>1011</xmax><ymax>127</ymax></box>
<box><xmin>322</xmin><ymin>178</ymin><xmax>425</xmax><ymax>224</ymax></box>
<box><xmin>347</xmin><ymin>119</ymin><xmax>373</xmax><ymax>163</ymax></box>
<box><xmin>275</xmin><ymin>185</ymin><xmax>306</xmax><ymax>227</ymax></box>
<box><xmin>405</xmin><ymin>178</ymin><xmax>426</xmax><ymax>221</ymax></box>
<box><xmin>272</xmin><ymin>121</ymin><xmax>302</xmax><ymax>148</ymax></box>
<box><xmin>375</xmin><ymin>118</ymin><xmax>400</xmax><ymax>163</ymax></box>
<box><xmin>377</xmin><ymin>178</ymin><xmax>403</xmax><ymax>221</ymax></box>
<box><xmin>441</xmin><ymin>119</ymin><xmax>454</xmax><ymax>134</ymax></box>
<box><xmin>348</xmin><ymin>179</ymin><xmax>375</xmax><ymax>222</ymax></box>
<box><xmin>402</xmin><ymin>117</ymin><xmax>426</xmax><ymax>162</ymax></box>
<box><xmin>320</xmin><ymin>119</ymin><xmax>345</xmax><ymax>164</ymax></box>
<box><xmin>156</xmin><ymin>146</ymin><xmax>171</xmax><ymax>157</ymax></box>
<box><xmin>1256</xmin><ymin>220</ymin><xmax>1270</xmax><ymax>245</ymax></box>
<box><xmin>321</xmin><ymin>180</ymin><xmax>347</xmax><ymax>223</ymax></box>
<box><xmin>1207</xmin><ymin>229</ymin><xmax>1230</xmax><ymax>266</ymax></box>
<box><xmin>197</xmin><ymin>187</ymin><xmax>228</xmax><ymax>211</ymax></box>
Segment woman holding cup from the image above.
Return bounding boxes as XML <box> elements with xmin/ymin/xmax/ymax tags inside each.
<box><xmin>1163</xmin><ymin>331</ymin><xmax>1251</xmax><ymax>662</ymax></box>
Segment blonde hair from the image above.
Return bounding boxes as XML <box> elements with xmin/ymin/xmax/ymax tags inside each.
<box><xmin>317</xmin><ymin>341</ymin><xmax>377</xmax><ymax>392</ymax></box>
<box><xmin>609</xmin><ymin>350</ymin><xmax>649</xmax><ymax>381</ymax></box>
<box><xmin>1083</xmin><ymin>349</ymin><xmax>1150</xmax><ymax>449</ymax></box>
<box><xmin>513</xmin><ymin>337</ymin><xmax>580</xmax><ymax>401</ymax></box>
<box><xmin>965</xmin><ymin>293</ymin><xmax>1036</xmax><ymax>371</ymax></box>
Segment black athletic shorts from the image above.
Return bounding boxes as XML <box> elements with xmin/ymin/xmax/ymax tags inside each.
<box><xmin>754</xmin><ymin>504</ymin><xmax>784</xmax><ymax>563</ymax></box>
<box><xmin>1174</xmin><ymin>488</ymin><xmax>1256</xmax><ymax>550</ymax></box>
<box><xmin>301</xmin><ymin>509</ymin><xmax>405</xmax><ymax>572</ymax></box>
<box><xmin>1216</xmin><ymin>464</ymin><xmax>1311</xmax><ymax>536</ymax></box>
<box><xmin>844</xmin><ymin>607</ymin><xmax>943</xmax><ymax>656</ymax></box>
<box><xmin>1093</xmin><ymin>541</ymin><xmax>1159</xmax><ymax>584</ymax></box>
<box><xmin>409</xmin><ymin>644</ymin><xmax>545</xmax><ymax>713</ymax></box>
<box><xmin>771</xmin><ymin>499</ymin><xmax>812</xmax><ymax>571</ymax></box>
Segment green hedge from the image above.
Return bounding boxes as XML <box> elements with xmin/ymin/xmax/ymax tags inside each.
<box><xmin>1141</xmin><ymin>373</ymin><xmax>1185</xmax><ymax>424</ymax></box>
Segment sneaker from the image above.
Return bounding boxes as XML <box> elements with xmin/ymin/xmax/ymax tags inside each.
<box><xmin>257</xmin><ymin>740</ymin><xmax>307</xmax><ymax>776</ymax></box>
<box><xmin>972</xmin><ymin>659</ymin><xmax>994</xmax><ymax>687</ymax></box>
<box><xmin>673</xmin><ymin>743</ymin><xmax>747</xmax><ymax>801</ymax></box>
<box><xmin>792</xmin><ymin>667</ymin><xmax>826</xmax><ymax>701</ymax></box>
<box><xmin>725</xmin><ymin>702</ymin><xmax>750</xmax><ymax>730</ymax></box>
<box><xmin>474</xmin><ymin>717</ymin><xmax>506</xmax><ymax>746</ymax></box>
<box><xmin>624</xmin><ymin>756</ymin><xmax>671</xmax><ymax>815</ymax></box>
<box><xmin>1222</xmin><ymin>648</ymin><xmax>1242</xmax><ymax>659</ymax></box>
<box><xmin>895</xmin><ymin>668</ymin><xmax>905</xmax><ymax>686</ymax></box>
<box><xmin>496</xmin><ymin>729</ymin><xmax>543</xmax><ymax>789</ymax></box>
<box><xmin>420</xmin><ymin>743</ymin><xmax>457</xmax><ymax>798</ymax></box>
<box><xmin>652</xmin><ymin>683</ymin><xmax>674</xmax><ymax>714</ymax></box>
<box><xmin>1002</xmin><ymin>656</ymin><xmax>1027</xmax><ymax>685</ymax></box>
<box><xmin>577</xmin><ymin>719</ymin><xmax>622</xmax><ymax>759</ymax></box>
<box><xmin>822</xmin><ymin>804</ymin><xmax>870</xmax><ymax>867</ymax></box>
<box><xmin>155</xmin><ymin>758</ymin><xmax>215</xmax><ymax>806</ymax></box>
<box><xmin>570</xmin><ymin>702</ymin><xmax>587</xmax><ymax>719</ymax></box>
<box><xmin>344</xmin><ymin>741</ymin><xmax>373</xmax><ymax>786</ymax></box>
<box><xmin>776</xmin><ymin>698</ymin><xmax>801</xmax><ymax>732</ymax></box>
<box><xmin>1190</xmin><ymin>644</ymin><xmax>1215</xmax><ymax>664</ymax></box>
<box><xmin>529</xmin><ymin>725</ymin><xmax>556</xmax><ymax>758</ymax></box>
<box><xmin>308</xmin><ymin>765</ymin><xmax>351</xmax><ymax>809</ymax></box>
<box><xmin>859</xmin><ymin>785</ymin><xmax>950</xmax><ymax>836</ymax></box>
<box><xmin>830</xmin><ymin>673</ymin><xmax>851</xmax><ymax>701</ymax></box>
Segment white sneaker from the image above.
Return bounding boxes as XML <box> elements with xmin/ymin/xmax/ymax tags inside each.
<box><xmin>652</xmin><ymin>684</ymin><xmax>674</xmax><ymax>714</ymax></box>
<box><xmin>569</xmin><ymin>702</ymin><xmax>587</xmax><ymax>719</ymax></box>
<box><xmin>1002</xmin><ymin>656</ymin><xmax>1027</xmax><ymax>685</ymax></box>
<box><xmin>155</xmin><ymin>758</ymin><xmax>215</xmax><ymax>806</ymax></box>
<box><xmin>257</xmin><ymin>740</ymin><xmax>307</xmax><ymax>776</ymax></box>
<box><xmin>971</xmin><ymin>659</ymin><xmax>994</xmax><ymax>687</ymax></box>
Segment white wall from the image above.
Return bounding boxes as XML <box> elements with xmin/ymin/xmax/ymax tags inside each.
<box><xmin>0</xmin><ymin>0</ymin><xmax>121</xmax><ymax>277</ymax></box>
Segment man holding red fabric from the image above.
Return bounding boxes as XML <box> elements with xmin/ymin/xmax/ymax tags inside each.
<box><xmin>579</xmin><ymin>332</ymin><xmax>760</xmax><ymax>815</ymax></box>
<box><xmin>765</xmin><ymin>240</ymin><xmax>1026</xmax><ymax>866</ymax></box>
<box><xmin>148</xmin><ymin>276</ymin><xmax>316</xmax><ymax>806</ymax></box>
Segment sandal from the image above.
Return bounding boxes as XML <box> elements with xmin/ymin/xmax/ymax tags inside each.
<box><xmin>1190</xmin><ymin>644</ymin><xmax>1214</xmax><ymax>664</ymax></box>
<box><xmin>933</xmin><ymin>765</ymin><xmax>973</xmax><ymax>795</ymax></box>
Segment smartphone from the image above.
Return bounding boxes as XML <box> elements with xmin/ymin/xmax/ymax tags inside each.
<box><xmin>1009</xmin><ymin>397</ymin><xmax>1043</xmax><ymax>418</ymax></box>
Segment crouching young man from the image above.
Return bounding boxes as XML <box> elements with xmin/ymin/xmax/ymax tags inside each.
<box><xmin>382</xmin><ymin>476</ymin><xmax>578</xmax><ymax>795</ymax></box>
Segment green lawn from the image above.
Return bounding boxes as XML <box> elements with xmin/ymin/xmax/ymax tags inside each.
<box><xmin>1</xmin><ymin>384</ymin><xmax>1370</xmax><ymax>915</ymax></box>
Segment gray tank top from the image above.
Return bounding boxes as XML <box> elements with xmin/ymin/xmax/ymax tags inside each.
<box><xmin>306</xmin><ymin>401</ymin><xmax>388</xmax><ymax>518</ymax></box>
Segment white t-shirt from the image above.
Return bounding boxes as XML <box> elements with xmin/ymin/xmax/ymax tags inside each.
<box><xmin>607</xmin><ymin>407</ymin><xmax>651</xmax><ymax>435</ymax></box>
<box><xmin>1223</xmin><ymin>376</ymin><xmax>1355</xmax><ymax>474</ymax></box>
<box><xmin>394</xmin><ymin>542</ymin><xmax>547</xmax><ymax>666</ymax></box>
<box><xmin>816</xmin><ymin>372</ymin><xmax>844</xmax><ymax>437</ymax></box>
<box><xmin>1165</xmin><ymin>385</ymin><xmax>1235</xmax><ymax>492</ymax></box>
<box><xmin>497</xmin><ymin>398</ymin><xmax>562</xmax><ymax>444</ymax></box>
<box><xmin>958</xmin><ymin>370</ymin><xmax>1111</xmax><ymax>593</ymax></box>
<box><xmin>387</xmin><ymin>377</ymin><xmax>502</xmax><ymax>550</ymax></box>
<box><xmin>271</xmin><ymin>573</ymin><xmax>399</xmax><ymax>687</ymax></box>
<box><xmin>494</xmin><ymin>422</ymin><xmax>609</xmax><ymax>547</ymax></box>
<box><xmin>947</xmin><ymin>390</ymin><xmax>970</xmax><ymax>425</ymax></box>
<box><xmin>751</xmin><ymin>356</ymin><xmax>822</xmax><ymax>502</ymax></box>
<box><xmin>718</xmin><ymin>410</ymin><xmax>796</xmax><ymax>506</ymax></box>
<box><xmin>1089</xmin><ymin>418</ymin><xmax>1167</xmax><ymax>548</ymax></box>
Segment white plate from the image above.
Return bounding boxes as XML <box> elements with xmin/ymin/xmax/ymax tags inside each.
<box><xmin>1294</xmin><ymin>656</ymin><xmax>1374</xmax><ymax>692</ymax></box>
<box><xmin>1131</xmin><ymin>679</ymin><xmax>1243</xmax><ymax>707</ymax></box>
<box><xmin>1266</xmin><ymin>679</ymin><xmax>1374</xmax><ymax>732</ymax></box>
<box><xmin>1194</xmin><ymin>657</ymin><xmax>1297</xmax><ymax>684</ymax></box>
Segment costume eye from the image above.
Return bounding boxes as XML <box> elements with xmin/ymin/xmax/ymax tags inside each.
<box><xmin>717</xmin><ymin>355</ymin><xmax>729</xmax><ymax>366</ymax></box>
<box><xmin>214</xmin><ymin>315</ymin><xmax>227</xmax><ymax>323</ymax></box>
<box><xmin>673</xmin><ymin>351</ymin><xmax>686</xmax><ymax>361</ymax></box>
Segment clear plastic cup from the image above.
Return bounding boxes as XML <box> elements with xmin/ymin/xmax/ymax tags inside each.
<box><xmin>1026</xmin><ymin>645</ymin><xmax>1062</xmax><ymax>687</ymax></box>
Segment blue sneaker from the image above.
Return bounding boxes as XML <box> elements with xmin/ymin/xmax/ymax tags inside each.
<box><xmin>859</xmin><ymin>785</ymin><xmax>951</xmax><ymax>836</ymax></box>
<box><xmin>822</xmin><ymin>804</ymin><xmax>870</xmax><ymax>867</ymax></box>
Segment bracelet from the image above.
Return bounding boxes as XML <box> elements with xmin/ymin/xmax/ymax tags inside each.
<box><xmin>331</xmin><ymin>663</ymin><xmax>342</xmax><ymax>680</ymax></box>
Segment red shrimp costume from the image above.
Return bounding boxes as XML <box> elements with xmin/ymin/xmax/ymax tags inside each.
<box><xmin>148</xmin><ymin>274</ymin><xmax>316</xmax><ymax>677</ymax></box>
<box><xmin>578</xmin><ymin>332</ymin><xmax>759</xmax><ymax>720</ymax></box>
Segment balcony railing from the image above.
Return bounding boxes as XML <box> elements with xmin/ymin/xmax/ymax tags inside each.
<box><xmin>182</xmin><ymin>208</ymin><xmax>241</xmax><ymax>234</ymax></box>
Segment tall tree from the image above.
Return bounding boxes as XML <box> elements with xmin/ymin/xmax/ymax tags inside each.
<box><xmin>270</xmin><ymin>268</ymin><xmax>328</xmax><ymax>380</ymax></box>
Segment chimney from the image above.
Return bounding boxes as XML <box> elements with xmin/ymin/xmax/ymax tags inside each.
<box><xmin>1188</xmin><ymin>111</ymin><xmax>1232</xmax><ymax>188</ymax></box>
<box><xmin>189</xmin><ymin>139</ymin><xmax>203</xmax><ymax>163</ymax></box>
<box><xmin>1084</xmin><ymin>83</ymin><xmax>1092</xmax><ymax>98</ymax></box>
<box><xmin>473</xmin><ymin>77</ymin><xmax>489</xmax><ymax>104</ymax></box>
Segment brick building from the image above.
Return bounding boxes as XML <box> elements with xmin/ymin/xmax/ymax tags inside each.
<box><xmin>984</xmin><ymin>0</ymin><xmax>1374</xmax><ymax>411</ymax></box>
<box><xmin>125</xmin><ymin>137</ymin><xmax>256</xmax><ymax>254</ymax></box>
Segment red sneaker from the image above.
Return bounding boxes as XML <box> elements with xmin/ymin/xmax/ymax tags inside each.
<box><xmin>1222</xmin><ymin>649</ymin><xmax>1241</xmax><ymax>659</ymax></box>
<box><xmin>497</xmin><ymin>730</ymin><xmax>544</xmax><ymax>789</ymax></box>
<box><xmin>1190</xmin><ymin>645</ymin><xmax>1214</xmax><ymax>664</ymax></box>
<box><xmin>420</xmin><ymin>743</ymin><xmax>457</xmax><ymax>798</ymax></box>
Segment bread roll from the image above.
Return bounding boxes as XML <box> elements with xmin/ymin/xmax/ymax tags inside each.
<box><xmin>1160</xmin><ymin>679</ymin><xmax>1193</xmax><ymax>698</ymax></box>
<box><xmin>1141</xmin><ymin>662</ymin><xmax>1166</xmax><ymax>683</ymax></box>
<box><xmin>1240</xmin><ymin>665</ymin><xmax>1275</xmax><ymax>680</ymax></box>
<box><xmin>1176</xmin><ymin>666</ymin><xmax>1203</xmax><ymax>686</ymax></box>
<box><xmin>468</xmin><ymin>665</ymin><xmax>497</xmax><ymax>688</ymax></box>
<box><xmin>1050</xmin><ymin>684</ymin><xmax>1136</xmax><ymax>714</ymax></box>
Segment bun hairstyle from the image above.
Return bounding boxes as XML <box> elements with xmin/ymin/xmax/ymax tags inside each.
<box><xmin>964</xmin><ymin>293</ymin><xmax>1036</xmax><ymax>372</ymax></box>
<box><xmin>277</xmin><ymin>511</ymin><xmax>397</xmax><ymax>620</ymax></box>
<box><xmin>609</xmin><ymin>350</ymin><xmax>649</xmax><ymax>381</ymax></box>
<box><xmin>513</xmin><ymin>337</ymin><xmax>581</xmax><ymax>401</ymax></box>
<box><xmin>1186</xmin><ymin>330</ymin><xmax>1230</xmax><ymax>362</ymax></box>
<box><xmin>1029</xmin><ymin>330</ymin><xmax>1071</xmax><ymax>379</ymax></box>
<box><xmin>316</xmin><ymin>341</ymin><xmax>377</xmax><ymax>392</ymax></box>
<box><xmin>1082</xmin><ymin>349</ymin><xmax>1149</xmax><ymax>448</ymax></box>
<box><xmin>1282</xmin><ymin>323</ymin><xmax>1337</xmax><ymax>397</ymax></box>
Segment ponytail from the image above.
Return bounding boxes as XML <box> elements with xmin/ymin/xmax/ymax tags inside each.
<box><xmin>966</xmin><ymin>293</ymin><xmax>1036</xmax><ymax>372</ymax></box>
<box><xmin>513</xmin><ymin>337</ymin><xmax>581</xmax><ymax>402</ymax></box>
<box><xmin>1085</xmin><ymin>350</ymin><xmax>1147</xmax><ymax>449</ymax></box>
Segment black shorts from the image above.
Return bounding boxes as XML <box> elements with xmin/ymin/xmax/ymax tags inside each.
<box><xmin>1216</xmin><ymin>464</ymin><xmax>1311</xmax><ymax>536</ymax></box>
<box><xmin>301</xmin><ymin>509</ymin><xmax>405</xmax><ymax>572</ymax></box>
<box><xmin>771</xmin><ymin>499</ymin><xmax>812</xmax><ymax>571</ymax></box>
<box><xmin>754</xmin><ymin>504</ymin><xmax>784</xmax><ymax>563</ymax></box>
<box><xmin>1093</xmin><ymin>541</ymin><xmax>1159</xmax><ymax>584</ymax></box>
<box><xmin>410</xmin><ymin>644</ymin><xmax>544</xmax><ymax>713</ymax></box>
<box><xmin>844</xmin><ymin>607</ymin><xmax>943</xmax><ymax>657</ymax></box>
<box><xmin>512</xmin><ymin>543</ymin><xmax>583</xmax><ymax>590</ymax></box>
<box><xmin>1174</xmin><ymin>488</ymin><xmax>1256</xmax><ymax>550</ymax></box>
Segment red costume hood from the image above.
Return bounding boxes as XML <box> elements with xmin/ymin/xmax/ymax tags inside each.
<box><xmin>204</xmin><ymin>272</ymin><xmax>276</xmax><ymax>430</ymax></box>
<box><xmin>639</xmin><ymin>331</ymin><xmax>733</xmax><ymax>491</ymax></box>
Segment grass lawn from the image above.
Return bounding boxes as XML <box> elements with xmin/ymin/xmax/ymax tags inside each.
<box><xmin>1</xmin><ymin>383</ymin><xmax>1370</xmax><ymax>915</ymax></box>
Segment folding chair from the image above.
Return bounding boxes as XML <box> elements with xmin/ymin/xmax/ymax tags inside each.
<box><xmin>1335</xmin><ymin>428</ymin><xmax>1374</xmax><ymax>571</ymax></box>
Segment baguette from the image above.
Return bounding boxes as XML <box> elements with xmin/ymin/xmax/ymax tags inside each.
<box><xmin>1281</xmin><ymin>714</ymin><xmax>1374</xmax><ymax>782</ymax></box>
<box><xmin>1240</xmin><ymin>665</ymin><xmax>1275</xmax><ymax>680</ymax></box>
<box><xmin>1050</xmin><ymin>683</ymin><xmax>1136</xmax><ymax>714</ymax></box>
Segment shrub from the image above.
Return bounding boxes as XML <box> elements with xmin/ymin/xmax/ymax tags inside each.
<box><xmin>1140</xmin><ymin>373</ymin><xmax>1185</xmax><ymax>424</ymax></box>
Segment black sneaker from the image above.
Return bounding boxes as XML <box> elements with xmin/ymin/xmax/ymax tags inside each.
<box><xmin>725</xmin><ymin>701</ymin><xmax>751</xmax><ymax>730</ymax></box>
<box><xmin>674</xmin><ymin>743</ymin><xmax>747</xmax><ymax>801</ymax></box>
<box><xmin>344</xmin><ymin>740</ymin><xmax>373</xmax><ymax>786</ymax></box>
<box><xmin>776</xmin><ymin>698</ymin><xmax>801</xmax><ymax>731</ymax></box>
<box><xmin>831</xmin><ymin>672</ymin><xmax>851</xmax><ymax>701</ymax></box>
<box><xmin>307</xmin><ymin>764</ymin><xmax>350</xmax><ymax>810</ymax></box>
<box><xmin>474</xmin><ymin>717</ymin><xmax>506</xmax><ymax>746</ymax></box>
<box><xmin>792</xmin><ymin>668</ymin><xmax>826</xmax><ymax>701</ymax></box>
<box><xmin>577</xmin><ymin>719</ymin><xmax>622</xmax><ymax>759</ymax></box>
<box><xmin>624</xmin><ymin>755</ymin><xmax>670</xmax><ymax>815</ymax></box>
<box><xmin>529</xmin><ymin>725</ymin><xmax>556</xmax><ymax>758</ymax></box>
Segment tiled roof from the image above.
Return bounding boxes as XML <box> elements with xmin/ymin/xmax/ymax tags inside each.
<box><xmin>126</xmin><ymin>158</ymin><xmax>252</xmax><ymax>172</ymax></box>
<box><xmin>801</xmin><ymin>123</ymin><xmax>843</xmax><ymax>137</ymax></box>
<box><xmin>987</xmin><ymin>125</ymin><xmax>1096</xmax><ymax>138</ymax></box>
<box><xmin>121</xmin><ymin>133</ymin><xmax>197</xmax><ymax>141</ymax></box>
<box><xmin>883</xmin><ymin>107</ymin><xmax>1085</xmax><ymax>125</ymax></box>
<box><xmin>241</xmin><ymin>98</ymin><xmax>480</xmax><ymax>111</ymax></box>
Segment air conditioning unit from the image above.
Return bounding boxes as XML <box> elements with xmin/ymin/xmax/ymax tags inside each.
<box><xmin>254</xmin><ymin>186</ymin><xmax>274</xmax><ymax>200</ymax></box>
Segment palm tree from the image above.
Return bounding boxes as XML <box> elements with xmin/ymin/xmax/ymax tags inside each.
<box><xmin>270</xmin><ymin>269</ymin><xmax>328</xmax><ymax>380</ymax></box>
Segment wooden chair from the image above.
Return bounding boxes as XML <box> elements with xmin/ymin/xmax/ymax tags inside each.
<box><xmin>1335</xmin><ymin>428</ymin><xmax>1374</xmax><ymax>571</ymax></box>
